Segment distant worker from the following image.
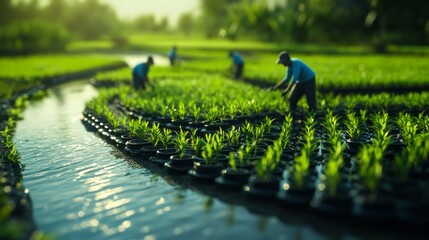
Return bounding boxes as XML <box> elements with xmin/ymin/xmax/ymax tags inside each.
<box><xmin>168</xmin><ymin>46</ymin><xmax>178</xmax><ymax>66</ymax></box>
<box><xmin>269</xmin><ymin>51</ymin><xmax>316</xmax><ymax>112</ymax></box>
<box><xmin>132</xmin><ymin>56</ymin><xmax>154</xmax><ymax>90</ymax></box>
<box><xmin>228</xmin><ymin>50</ymin><xmax>244</xmax><ymax>80</ymax></box>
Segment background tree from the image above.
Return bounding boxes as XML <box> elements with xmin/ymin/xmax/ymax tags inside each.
<box><xmin>178</xmin><ymin>13</ymin><xmax>194</xmax><ymax>36</ymax></box>
<box><xmin>132</xmin><ymin>15</ymin><xmax>169</xmax><ymax>32</ymax></box>
<box><xmin>157</xmin><ymin>17</ymin><xmax>169</xmax><ymax>32</ymax></box>
<box><xmin>200</xmin><ymin>0</ymin><xmax>235</xmax><ymax>37</ymax></box>
<box><xmin>44</xmin><ymin>0</ymin><xmax>68</xmax><ymax>22</ymax></box>
<box><xmin>366</xmin><ymin>0</ymin><xmax>429</xmax><ymax>49</ymax></box>
<box><xmin>198</xmin><ymin>0</ymin><xmax>428</xmax><ymax>46</ymax></box>
<box><xmin>226</xmin><ymin>0</ymin><xmax>280</xmax><ymax>41</ymax></box>
<box><xmin>309</xmin><ymin>0</ymin><xmax>370</xmax><ymax>43</ymax></box>
<box><xmin>133</xmin><ymin>15</ymin><xmax>157</xmax><ymax>32</ymax></box>
<box><xmin>65</xmin><ymin>0</ymin><xmax>120</xmax><ymax>40</ymax></box>
<box><xmin>0</xmin><ymin>0</ymin><xmax>70</xmax><ymax>54</ymax></box>
<box><xmin>0</xmin><ymin>0</ymin><xmax>427</xmax><ymax>55</ymax></box>
<box><xmin>0</xmin><ymin>0</ymin><xmax>14</xmax><ymax>27</ymax></box>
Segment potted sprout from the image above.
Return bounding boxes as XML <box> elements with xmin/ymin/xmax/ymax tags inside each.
<box><xmin>140</xmin><ymin>123</ymin><xmax>163</xmax><ymax>160</ymax></box>
<box><xmin>165</xmin><ymin>128</ymin><xmax>194</xmax><ymax>174</ymax></box>
<box><xmin>188</xmin><ymin>102</ymin><xmax>206</xmax><ymax>129</ymax></box>
<box><xmin>278</xmin><ymin>147</ymin><xmax>316</xmax><ymax>207</ymax></box>
<box><xmin>153</xmin><ymin>128</ymin><xmax>178</xmax><ymax>165</ymax></box>
<box><xmin>201</xmin><ymin>106</ymin><xmax>228</xmax><ymax>133</ymax></box>
<box><xmin>188</xmin><ymin>142</ymin><xmax>223</xmax><ymax>182</ymax></box>
<box><xmin>215</xmin><ymin>152</ymin><xmax>251</xmax><ymax>189</ymax></box>
<box><xmin>311</xmin><ymin>142</ymin><xmax>353</xmax><ymax>216</ymax></box>
<box><xmin>395</xmin><ymin>135</ymin><xmax>429</xmax><ymax>225</ymax></box>
<box><xmin>242</xmin><ymin>144</ymin><xmax>282</xmax><ymax>199</ymax></box>
<box><xmin>124</xmin><ymin>119</ymin><xmax>151</xmax><ymax>156</ymax></box>
<box><xmin>168</xmin><ymin>102</ymin><xmax>193</xmax><ymax>130</ymax></box>
<box><xmin>223</xmin><ymin>126</ymin><xmax>242</xmax><ymax>150</ymax></box>
<box><xmin>352</xmin><ymin>145</ymin><xmax>395</xmax><ymax>221</ymax></box>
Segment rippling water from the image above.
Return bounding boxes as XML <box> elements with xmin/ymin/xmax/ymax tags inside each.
<box><xmin>14</xmin><ymin>80</ymin><xmax>408</xmax><ymax>240</ymax></box>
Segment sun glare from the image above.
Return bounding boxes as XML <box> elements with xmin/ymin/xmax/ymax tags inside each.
<box><xmin>100</xmin><ymin>0</ymin><xmax>199</xmax><ymax>24</ymax></box>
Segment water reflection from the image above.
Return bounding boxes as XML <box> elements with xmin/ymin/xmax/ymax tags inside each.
<box><xmin>94</xmin><ymin>187</ymin><xmax>123</xmax><ymax>201</ymax></box>
<box><xmin>204</xmin><ymin>197</ymin><xmax>213</xmax><ymax>211</ymax></box>
<box><xmin>173</xmin><ymin>188</ymin><xmax>186</xmax><ymax>205</ymax></box>
<box><xmin>257</xmin><ymin>217</ymin><xmax>268</xmax><ymax>232</ymax></box>
<box><xmin>226</xmin><ymin>205</ymin><xmax>235</xmax><ymax>226</ymax></box>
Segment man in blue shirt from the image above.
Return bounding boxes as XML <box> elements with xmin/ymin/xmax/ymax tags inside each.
<box><xmin>132</xmin><ymin>56</ymin><xmax>154</xmax><ymax>90</ymax></box>
<box><xmin>269</xmin><ymin>51</ymin><xmax>316</xmax><ymax>112</ymax></box>
<box><xmin>168</xmin><ymin>46</ymin><xmax>178</xmax><ymax>66</ymax></box>
<box><xmin>228</xmin><ymin>51</ymin><xmax>244</xmax><ymax>80</ymax></box>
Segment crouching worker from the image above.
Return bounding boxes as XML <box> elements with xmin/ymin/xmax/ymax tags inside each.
<box><xmin>132</xmin><ymin>56</ymin><xmax>154</xmax><ymax>90</ymax></box>
<box><xmin>168</xmin><ymin>46</ymin><xmax>178</xmax><ymax>66</ymax></box>
<box><xmin>269</xmin><ymin>51</ymin><xmax>316</xmax><ymax>113</ymax></box>
<box><xmin>228</xmin><ymin>50</ymin><xmax>244</xmax><ymax>80</ymax></box>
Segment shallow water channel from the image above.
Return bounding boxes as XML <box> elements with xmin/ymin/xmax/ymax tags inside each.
<box><xmin>14</xmin><ymin>79</ymin><xmax>417</xmax><ymax>240</ymax></box>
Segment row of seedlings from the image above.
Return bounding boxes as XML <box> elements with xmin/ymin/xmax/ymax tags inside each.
<box><xmin>82</xmin><ymin>82</ymin><xmax>429</xmax><ymax>226</ymax></box>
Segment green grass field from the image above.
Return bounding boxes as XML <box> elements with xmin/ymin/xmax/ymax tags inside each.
<box><xmin>94</xmin><ymin>51</ymin><xmax>429</xmax><ymax>94</ymax></box>
<box><xmin>0</xmin><ymin>54</ymin><xmax>124</xmax><ymax>99</ymax></box>
<box><xmin>2</xmin><ymin>33</ymin><xmax>429</xmax><ymax>99</ymax></box>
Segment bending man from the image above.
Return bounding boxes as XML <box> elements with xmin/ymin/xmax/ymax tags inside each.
<box><xmin>269</xmin><ymin>51</ymin><xmax>316</xmax><ymax>112</ymax></box>
<box><xmin>228</xmin><ymin>51</ymin><xmax>244</xmax><ymax>80</ymax></box>
<box><xmin>132</xmin><ymin>56</ymin><xmax>154</xmax><ymax>90</ymax></box>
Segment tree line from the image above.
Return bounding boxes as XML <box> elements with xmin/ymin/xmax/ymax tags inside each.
<box><xmin>200</xmin><ymin>0</ymin><xmax>428</xmax><ymax>48</ymax></box>
<box><xmin>0</xmin><ymin>0</ymin><xmax>171</xmax><ymax>54</ymax></box>
<box><xmin>0</xmin><ymin>0</ymin><xmax>427</xmax><ymax>55</ymax></box>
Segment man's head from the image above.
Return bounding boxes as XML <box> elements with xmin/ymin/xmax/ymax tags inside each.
<box><xmin>147</xmin><ymin>56</ymin><xmax>154</xmax><ymax>65</ymax></box>
<box><xmin>276</xmin><ymin>51</ymin><xmax>291</xmax><ymax>66</ymax></box>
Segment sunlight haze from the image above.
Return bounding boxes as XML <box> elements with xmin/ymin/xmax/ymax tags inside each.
<box><xmin>100</xmin><ymin>0</ymin><xmax>199</xmax><ymax>24</ymax></box>
<box><xmin>37</xmin><ymin>0</ymin><xmax>200</xmax><ymax>25</ymax></box>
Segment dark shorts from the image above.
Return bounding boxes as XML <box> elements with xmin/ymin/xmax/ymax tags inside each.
<box><xmin>132</xmin><ymin>72</ymin><xmax>146</xmax><ymax>90</ymax></box>
<box><xmin>235</xmin><ymin>63</ymin><xmax>244</xmax><ymax>79</ymax></box>
<box><xmin>289</xmin><ymin>77</ymin><xmax>316</xmax><ymax>111</ymax></box>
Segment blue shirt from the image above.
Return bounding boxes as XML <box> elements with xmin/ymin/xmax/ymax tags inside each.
<box><xmin>231</xmin><ymin>52</ymin><xmax>244</xmax><ymax>65</ymax></box>
<box><xmin>133</xmin><ymin>63</ymin><xmax>150</xmax><ymax>78</ymax></box>
<box><xmin>168</xmin><ymin>49</ymin><xmax>176</xmax><ymax>59</ymax></box>
<box><xmin>283</xmin><ymin>58</ymin><xmax>315</xmax><ymax>84</ymax></box>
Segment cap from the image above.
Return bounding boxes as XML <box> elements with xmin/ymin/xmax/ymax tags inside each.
<box><xmin>147</xmin><ymin>56</ymin><xmax>154</xmax><ymax>64</ymax></box>
<box><xmin>276</xmin><ymin>51</ymin><xmax>290</xmax><ymax>64</ymax></box>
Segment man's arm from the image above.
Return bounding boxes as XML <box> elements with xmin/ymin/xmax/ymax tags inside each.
<box><xmin>269</xmin><ymin>67</ymin><xmax>292</xmax><ymax>91</ymax></box>
<box><xmin>268</xmin><ymin>79</ymin><xmax>286</xmax><ymax>91</ymax></box>
<box><xmin>269</xmin><ymin>75</ymin><xmax>291</xmax><ymax>91</ymax></box>
<box><xmin>281</xmin><ymin>67</ymin><xmax>299</xmax><ymax>96</ymax></box>
<box><xmin>281</xmin><ymin>82</ymin><xmax>294</xmax><ymax>97</ymax></box>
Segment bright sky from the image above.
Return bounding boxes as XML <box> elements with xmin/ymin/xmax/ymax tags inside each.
<box><xmin>37</xmin><ymin>0</ymin><xmax>200</xmax><ymax>26</ymax></box>
<box><xmin>99</xmin><ymin>0</ymin><xmax>200</xmax><ymax>25</ymax></box>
